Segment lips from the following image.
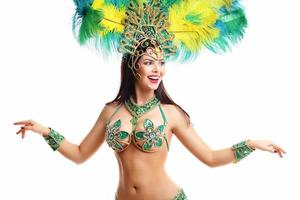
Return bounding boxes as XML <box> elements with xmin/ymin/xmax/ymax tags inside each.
<box><xmin>148</xmin><ymin>75</ymin><xmax>160</xmax><ymax>84</ymax></box>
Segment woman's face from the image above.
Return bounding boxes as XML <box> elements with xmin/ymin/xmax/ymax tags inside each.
<box><xmin>135</xmin><ymin>51</ymin><xmax>165</xmax><ymax>91</ymax></box>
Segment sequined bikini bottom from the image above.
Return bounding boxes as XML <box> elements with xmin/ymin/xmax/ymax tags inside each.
<box><xmin>115</xmin><ymin>187</ymin><xmax>188</xmax><ymax>200</ymax></box>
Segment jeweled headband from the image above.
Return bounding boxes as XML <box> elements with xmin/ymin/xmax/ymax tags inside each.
<box><xmin>125</xmin><ymin>38</ymin><xmax>164</xmax><ymax>79</ymax></box>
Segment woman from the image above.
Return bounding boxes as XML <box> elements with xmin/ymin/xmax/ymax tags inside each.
<box><xmin>13</xmin><ymin>43</ymin><xmax>286</xmax><ymax>200</ymax></box>
<box><xmin>14</xmin><ymin>1</ymin><xmax>286</xmax><ymax>199</ymax></box>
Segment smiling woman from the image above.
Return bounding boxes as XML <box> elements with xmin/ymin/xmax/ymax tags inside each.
<box><xmin>136</xmin><ymin>51</ymin><xmax>166</xmax><ymax>90</ymax></box>
<box><xmin>141</xmin><ymin>56</ymin><xmax>165</xmax><ymax>83</ymax></box>
<box><xmin>12</xmin><ymin>0</ymin><xmax>288</xmax><ymax>200</ymax></box>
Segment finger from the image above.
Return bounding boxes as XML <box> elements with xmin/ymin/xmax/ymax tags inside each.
<box><xmin>271</xmin><ymin>144</ymin><xmax>286</xmax><ymax>154</ymax></box>
<box><xmin>273</xmin><ymin>148</ymin><xmax>283</xmax><ymax>158</ymax></box>
<box><xmin>275</xmin><ymin>145</ymin><xmax>286</xmax><ymax>154</ymax></box>
<box><xmin>13</xmin><ymin>120</ymin><xmax>30</xmax><ymax>125</ymax></box>
<box><xmin>17</xmin><ymin>126</ymin><xmax>27</xmax><ymax>134</ymax></box>
<box><xmin>17</xmin><ymin>126</ymin><xmax>32</xmax><ymax>135</ymax></box>
<box><xmin>276</xmin><ymin>150</ymin><xmax>283</xmax><ymax>158</ymax></box>
<box><xmin>21</xmin><ymin>131</ymin><xmax>25</xmax><ymax>139</ymax></box>
<box><xmin>24</xmin><ymin>127</ymin><xmax>34</xmax><ymax>134</ymax></box>
<box><xmin>13</xmin><ymin>121</ymin><xmax>33</xmax><ymax>126</ymax></box>
<box><xmin>16</xmin><ymin>128</ymin><xmax>23</xmax><ymax>134</ymax></box>
<box><xmin>269</xmin><ymin>148</ymin><xmax>276</xmax><ymax>153</ymax></box>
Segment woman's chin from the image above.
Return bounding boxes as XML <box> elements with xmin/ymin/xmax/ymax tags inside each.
<box><xmin>147</xmin><ymin>83</ymin><xmax>160</xmax><ymax>90</ymax></box>
<box><xmin>146</xmin><ymin>86</ymin><xmax>157</xmax><ymax>91</ymax></box>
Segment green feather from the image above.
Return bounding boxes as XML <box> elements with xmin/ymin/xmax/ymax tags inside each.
<box><xmin>208</xmin><ymin>8</ymin><xmax>247</xmax><ymax>53</ymax></box>
<box><xmin>96</xmin><ymin>32</ymin><xmax>121</xmax><ymax>57</ymax></box>
<box><xmin>78</xmin><ymin>7</ymin><xmax>104</xmax><ymax>45</ymax></box>
<box><xmin>220</xmin><ymin>9</ymin><xmax>247</xmax><ymax>43</ymax></box>
<box><xmin>185</xmin><ymin>13</ymin><xmax>202</xmax><ymax>25</ymax></box>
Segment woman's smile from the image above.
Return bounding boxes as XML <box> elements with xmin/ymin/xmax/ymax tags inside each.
<box><xmin>148</xmin><ymin>75</ymin><xmax>160</xmax><ymax>84</ymax></box>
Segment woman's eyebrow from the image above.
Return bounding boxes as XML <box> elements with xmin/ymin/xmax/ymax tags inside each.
<box><xmin>144</xmin><ymin>58</ymin><xmax>165</xmax><ymax>62</ymax></box>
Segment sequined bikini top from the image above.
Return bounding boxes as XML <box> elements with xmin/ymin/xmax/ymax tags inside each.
<box><xmin>105</xmin><ymin>96</ymin><xmax>169</xmax><ymax>153</ymax></box>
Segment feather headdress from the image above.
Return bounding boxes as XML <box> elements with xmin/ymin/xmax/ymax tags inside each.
<box><xmin>72</xmin><ymin>0</ymin><xmax>247</xmax><ymax>62</ymax></box>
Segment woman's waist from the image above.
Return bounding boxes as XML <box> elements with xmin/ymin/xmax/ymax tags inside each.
<box><xmin>116</xmin><ymin>177</ymin><xmax>180</xmax><ymax>200</ymax></box>
<box><xmin>119</xmin><ymin>167</ymin><xmax>168</xmax><ymax>184</ymax></box>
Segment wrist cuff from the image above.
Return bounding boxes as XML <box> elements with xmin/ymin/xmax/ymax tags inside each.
<box><xmin>232</xmin><ymin>140</ymin><xmax>255</xmax><ymax>164</ymax></box>
<box><xmin>43</xmin><ymin>127</ymin><xmax>65</xmax><ymax>151</ymax></box>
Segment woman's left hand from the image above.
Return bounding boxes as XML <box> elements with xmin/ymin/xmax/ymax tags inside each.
<box><xmin>247</xmin><ymin>140</ymin><xmax>286</xmax><ymax>158</ymax></box>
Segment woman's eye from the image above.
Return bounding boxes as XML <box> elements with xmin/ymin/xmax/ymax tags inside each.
<box><xmin>143</xmin><ymin>61</ymin><xmax>165</xmax><ymax>66</ymax></box>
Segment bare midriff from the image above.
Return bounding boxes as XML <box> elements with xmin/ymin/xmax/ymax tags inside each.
<box><xmin>114</xmin><ymin>137</ymin><xmax>180</xmax><ymax>200</ymax></box>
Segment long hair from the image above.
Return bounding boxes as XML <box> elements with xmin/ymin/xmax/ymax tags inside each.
<box><xmin>106</xmin><ymin>53</ymin><xmax>191</xmax><ymax>125</ymax></box>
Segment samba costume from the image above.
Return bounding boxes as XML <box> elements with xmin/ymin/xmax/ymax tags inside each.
<box><xmin>106</xmin><ymin>95</ymin><xmax>189</xmax><ymax>200</ymax></box>
<box><xmin>105</xmin><ymin>96</ymin><xmax>170</xmax><ymax>152</ymax></box>
<box><xmin>42</xmin><ymin>0</ymin><xmax>255</xmax><ymax>199</ymax></box>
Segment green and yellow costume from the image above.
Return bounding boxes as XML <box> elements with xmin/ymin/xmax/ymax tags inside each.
<box><xmin>42</xmin><ymin>1</ymin><xmax>255</xmax><ymax>199</ymax></box>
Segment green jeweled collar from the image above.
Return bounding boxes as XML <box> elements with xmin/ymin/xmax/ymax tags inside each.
<box><xmin>125</xmin><ymin>95</ymin><xmax>160</xmax><ymax>129</ymax></box>
<box><xmin>125</xmin><ymin>95</ymin><xmax>160</xmax><ymax>117</ymax></box>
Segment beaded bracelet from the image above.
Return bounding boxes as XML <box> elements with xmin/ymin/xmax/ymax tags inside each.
<box><xmin>43</xmin><ymin>127</ymin><xmax>65</xmax><ymax>151</ymax></box>
<box><xmin>232</xmin><ymin>140</ymin><xmax>255</xmax><ymax>163</ymax></box>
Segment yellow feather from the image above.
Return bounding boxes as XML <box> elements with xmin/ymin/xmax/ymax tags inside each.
<box><xmin>100</xmin><ymin>5</ymin><xmax>126</xmax><ymax>35</ymax></box>
<box><xmin>91</xmin><ymin>0</ymin><xmax>126</xmax><ymax>36</ymax></box>
<box><xmin>201</xmin><ymin>0</ymin><xmax>232</xmax><ymax>9</ymax></box>
<box><xmin>92</xmin><ymin>0</ymin><xmax>105</xmax><ymax>10</ymax></box>
<box><xmin>168</xmin><ymin>0</ymin><xmax>231</xmax><ymax>51</ymax></box>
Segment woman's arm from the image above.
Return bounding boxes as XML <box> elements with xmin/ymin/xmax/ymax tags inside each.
<box><xmin>168</xmin><ymin>105</ymin><xmax>286</xmax><ymax>168</ymax></box>
<box><xmin>14</xmin><ymin>104</ymin><xmax>113</xmax><ymax>164</ymax></box>
<box><xmin>56</xmin><ymin>105</ymin><xmax>109</xmax><ymax>164</ymax></box>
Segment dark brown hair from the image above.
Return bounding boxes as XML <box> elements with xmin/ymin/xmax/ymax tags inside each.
<box><xmin>106</xmin><ymin>53</ymin><xmax>191</xmax><ymax>125</ymax></box>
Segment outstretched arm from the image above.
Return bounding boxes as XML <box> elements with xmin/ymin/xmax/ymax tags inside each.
<box><xmin>211</xmin><ymin>140</ymin><xmax>285</xmax><ymax>167</ymax></box>
<box><xmin>169</xmin><ymin>106</ymin><xmax>286</xmax><ymax>168</ymax></box>
<box><xmin>56</xmin><ymin>105</ymin><xmax>108</xmax><ymax>164</ymax></box>
<box><xmin>14</xmin><ymin>104</ymin><xmax>112</xmax><ymax>164</ymax></box>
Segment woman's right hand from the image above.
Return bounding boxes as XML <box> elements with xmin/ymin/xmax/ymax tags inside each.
<box><xmin>13</xmin><ymin>119</ymin><xmax>51</xmax><ymax>139</ymax></box>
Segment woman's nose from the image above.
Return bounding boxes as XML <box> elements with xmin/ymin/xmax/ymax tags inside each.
<box><xmin>152</xmin><ymin>63</ymin><xmax>160</xmax><ymax>72</ymax></box>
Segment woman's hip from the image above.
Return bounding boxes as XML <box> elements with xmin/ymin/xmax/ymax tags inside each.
<box><xmin>115</xmin><ymin>187</ymin><xmax>188</xmax><ymax>200</ymax></box>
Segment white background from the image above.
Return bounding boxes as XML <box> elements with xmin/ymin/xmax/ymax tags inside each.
<box><xmin>1</xmin><ymin>0</ymin><xmax>299</xmax><ymax>199</ymax></box>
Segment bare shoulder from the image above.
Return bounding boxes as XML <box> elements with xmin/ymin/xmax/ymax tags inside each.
<box><xmin>100</xmin><ymin>101</ymin><xmax>121</xmax><ymax>121</ymax></box>
<box><xmin>161</xmin><ymin>104</ymin><xmax>186</xmax><ymax>119</ymax></box>
<box><xmin>161</xmin><ymin>104</ymin><xmax>189</xmax><ymax>131</ymax></box>
<box><xmin>104</xmin><ymin>101</ymin><xmax>120</xmax><ymax>110</ymax></box>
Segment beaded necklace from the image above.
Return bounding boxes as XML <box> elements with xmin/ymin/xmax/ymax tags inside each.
<box><xmin>125</xmin><ymin>95</ymin><xmax>160</xmax><ymax>131</ymax></box>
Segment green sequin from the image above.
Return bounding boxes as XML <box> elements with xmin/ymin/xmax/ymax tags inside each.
<box><xmin>231</xmin><ymin>140</ymin><xmax>255</xmax><ymax>163</ymax></box>
<box><xmin>114</xmin><ymin>119</ymin><xmax>121</xmax><ymax>129</ymax></box>
<box><xmin>156</xmin><ymin>138</ymin><xmax>163</xmax><ymax>147</ymax></box>
<box><xmin>131</xmin><ymin>116</ymin><xmax>138</xmax><ymax>127</ymax></box>
<box><xmin>143</xmin><ymin>141</ymin><xmax>153</xmax><ymax>151</ymax></box>
<box><xmin>157</xmin><ymin>124</ymin><xmax>164</xmax><ymax>133</ymax></box>
<box><xmin>115</xmin><ymin>187</ymin><xmax>188</xmax><ymax>200</ymax></box>
<box><xmin>125</xmin><ymin>96</ymin><xmax>160</xmax><ymax>131</ymax></box>
<box><xmin>134</xmin><ymin>118</ymin><xmax>165</xmax><ymax>152</ymax></box>
<box><xmin>144</xmin><ymin>119</ymin><xmax>154</xmax><ymax>131</ymax></box>
<box><xmin>119</xmin><ymin>131</ymin><xmax>129</xmax><ymax>139</ymax></box>
<box><xmin>125</xmin><ymin>96</ymin><xmax>160</xmax><ymax>118</ymax></box>
<box><xmin>135</xmin><ymin>131</ymin><xmax>145</xmax><ymax>140</ymax></box>
<box><xmin>106</xmin><ymin>95</ymin><xmax>169</xmax><ymax>152</ymax></box>
<box><xmin>172</xmin><ymin>188</ymin><xmax>188</xmax><ymax>200</ymax></box>
<box><xmin>43</xmin><ymin>128</ymin><xmax>65</xmax><ymax>151</ymax></box>
<box><xmin>105</xmin><ymin>119</ymin><xmax>130</xmax><ymax>152</ymax></box>
<box><xmin>114</xmin><ymin>142</ymin><xmax>123</xmax><ymax>150</ymax></box>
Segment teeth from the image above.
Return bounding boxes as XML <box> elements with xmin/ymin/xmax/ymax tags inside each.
<box><xmin>148</xmin><ymin>76</ymin><xmax>159</xmax><ymax>80</ymax></box>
